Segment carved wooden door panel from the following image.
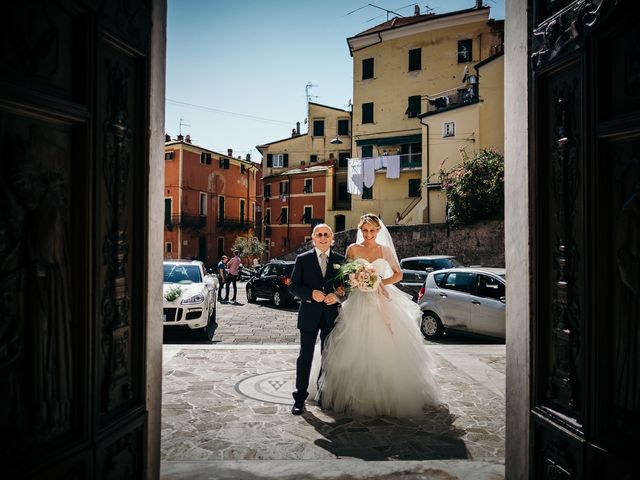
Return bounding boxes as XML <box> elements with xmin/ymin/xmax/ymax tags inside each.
<box><xmin>531</xmin><ymin>1</ymin><xmax>639</xmax><ymax>478</ymax></box>
<box><xmin>0</xmin><ymin>1</ymin><xmax>153</xmax><ymax>478</ymax></box>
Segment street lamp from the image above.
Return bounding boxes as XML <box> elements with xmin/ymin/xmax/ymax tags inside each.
<box><xmin>329</xmin><ymin>135</ymin><xmax>343</xmax><ymax>144</ymax></box>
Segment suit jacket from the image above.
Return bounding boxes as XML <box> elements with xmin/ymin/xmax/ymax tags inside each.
<box><xmin>289</xmin><ymin>248</ymin><xmax>346</xmax><ymax>331</ymax></box>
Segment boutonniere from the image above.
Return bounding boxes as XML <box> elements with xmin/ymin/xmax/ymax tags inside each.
<box><xmin>333</xmin><ymin>264</ymin><xmax>341</xmax><ymax>270</ymax></box>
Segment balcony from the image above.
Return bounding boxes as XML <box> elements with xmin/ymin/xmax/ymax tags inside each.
<box><xmin>399</xmin><ymin>152</ymin><xmax>422</xmax><ymax>169</ymax></box>
<box><xmin>217</xmin><ymin>217</ymin><xmax>255</xmax><ymax>230</ymax></box>
<box><xmin>425</xmin><ymin>85</ymin><xmax>478</xmax><ymax>114</ymax></box>
<box><xmin>166</xmin><ymin>214</ymin><xmax>206</xmax><ymax>230</ymax></box>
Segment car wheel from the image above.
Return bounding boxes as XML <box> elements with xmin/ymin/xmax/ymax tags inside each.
<box><xmin>198</xmin><ymin>306</ymin><xmax>217</xmax><ymax>341</ymax></box>
<box><xmin>246</xmin><ymin>285</ymin><xmax>256</xmax><ymax>303</ymax></box>
<box><xmin>273</xmin><ymin>289</ymin><xmax>284</xmax><ymax>307</ymax></box>
<box><xmin>421</xmin><ymin>311</ymin><xmax>444</xmax><ymax>339</ymax></box>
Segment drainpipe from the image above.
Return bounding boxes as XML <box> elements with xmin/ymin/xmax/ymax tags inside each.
<box><xmin>424</xmin><ymin>122</ymin><xmax>431</xmax><ymax>224</ymax></box>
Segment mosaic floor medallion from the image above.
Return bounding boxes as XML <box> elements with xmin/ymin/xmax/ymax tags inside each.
<box><xmin>235</xmin><ymin>369</ymin><xmax>298</xmax><ymax>405</ymax></box>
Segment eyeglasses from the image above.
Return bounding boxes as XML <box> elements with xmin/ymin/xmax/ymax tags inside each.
<box><xmin>314</xmin><ymin>232</ymin><xmax>332</xmax><ymax>238</ymax></box>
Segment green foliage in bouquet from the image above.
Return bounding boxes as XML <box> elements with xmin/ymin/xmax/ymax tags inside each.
<box><xmin>165</xmin><ymin>285</ymin><xmax>183</xmax><ymax>302</ymax></box>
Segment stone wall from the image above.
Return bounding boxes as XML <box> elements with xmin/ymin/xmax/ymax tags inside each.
<box><xmin>281</xmin><ymin>220</ymin><xmax>505</xmax><ymax>267</ymax></box>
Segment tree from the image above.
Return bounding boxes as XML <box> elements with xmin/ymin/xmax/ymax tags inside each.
<box><xmin>232</xmin><ymin>235</ymin><xmax>265</xmax><ymax>262</ymax></box>
<box><xmin>431</xmin><ymin>148</ymin><xmax>504</xmax><ymax>226</ymax></box>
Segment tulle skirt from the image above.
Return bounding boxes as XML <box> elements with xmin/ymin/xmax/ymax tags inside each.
<box><xmin>316</xmin><ymin>285</ymin><xmax>442</xmax><ymax>417</ymax></box>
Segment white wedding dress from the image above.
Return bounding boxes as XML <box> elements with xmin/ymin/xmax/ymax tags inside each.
<box><xmin>316</xmin><ymin>257</ymin><xmax>442</xmax><ymax>417</ymax></box>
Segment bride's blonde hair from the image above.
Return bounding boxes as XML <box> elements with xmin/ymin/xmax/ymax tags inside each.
<box><xmin>358</xmin><ymin>213</ymin><xmax>381</xmax><ymax>229</ymax></box>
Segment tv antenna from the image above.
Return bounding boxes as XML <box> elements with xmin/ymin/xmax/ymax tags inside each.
<box><xmin>367</xmin><ymin>3</ymin><xmax>404</xmax><ymax>20</ymax></box>
<box><xmin>179</xmin><ymin>118</ymin><xmax>191</xmax><ymax>136</ymax></box>
<box><xmin>305</xmin><ymin>83</ymin><xmax>319</xmax><ymax>104</ymax></box>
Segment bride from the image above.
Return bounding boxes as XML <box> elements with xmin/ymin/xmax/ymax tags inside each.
<box><xmin>317</xmin><ymin>213</ymin><xmax>442</xmax><ymax>417</ymax></box>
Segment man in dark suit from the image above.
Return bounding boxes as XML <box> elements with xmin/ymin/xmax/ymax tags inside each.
<box><xmin>289</xmin><ymin>224</ymin><xmax>345</xmax><ymax>415</ymax></box>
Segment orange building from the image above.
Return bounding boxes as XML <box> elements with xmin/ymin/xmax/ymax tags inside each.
<box><xmin>164</xmin><ymin>135</ymin><xmax>259</xmax><ymax>267</ymax></box>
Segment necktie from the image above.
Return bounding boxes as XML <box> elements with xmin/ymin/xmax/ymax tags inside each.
<box><xmin>319</xmin><ymin>253</ymin><xmax>327</xmax><ymax>277</ymax></box>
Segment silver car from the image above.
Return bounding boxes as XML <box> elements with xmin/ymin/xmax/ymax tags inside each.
<box><xmin>398</xmin><ymin>255</ymin><xmax>462</xmax><ymax>301</ymax></box>
<box><xmin>417</xmin><ymin>267</ymin><xmax>506</xmax><ymax>339</ymax></box>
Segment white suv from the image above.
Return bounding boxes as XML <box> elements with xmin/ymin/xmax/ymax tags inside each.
<box><xmin>163</xmin><ymin>260</ymin><xmax>219</xmax><ymax>340</ymax></box>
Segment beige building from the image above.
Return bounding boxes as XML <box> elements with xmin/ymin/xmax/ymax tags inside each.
<box><xmin>256</xmin><ymin>102</ymin><xmax>352</xmax><ymax>258</ymax></box>
<box><xmin>405</xmin><ymin>52</ymin><xmax>505</xmax><ymax>224</ymax></box>
<box><xmin>344</xmin><ymin>3</ymin><xmax>503</xmax><ymax>227</ymax></box>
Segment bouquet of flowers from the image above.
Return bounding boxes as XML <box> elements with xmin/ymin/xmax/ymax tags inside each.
<box><xmin>338</xmin><ymin>258</ymin><xmax>382</xmax><ymax>293</ymax></box>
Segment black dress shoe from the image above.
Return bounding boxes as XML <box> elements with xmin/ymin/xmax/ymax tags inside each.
<box><xmin>291</xmin><ymin>402</ymin><xmax>305</xmax><ymax>415</ymax></box>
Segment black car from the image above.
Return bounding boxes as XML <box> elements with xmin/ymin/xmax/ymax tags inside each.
<box><xmin>397</xmin><ymin>255</ymin><xmax>462</xmax><ymax>301</ymax></box>
<box><xmin>245</xmin><ymin>260</ymin><xmax>297</xmax><ymax>307</ymax></box>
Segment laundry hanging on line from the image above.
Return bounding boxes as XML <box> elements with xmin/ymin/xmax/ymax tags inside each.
<box><xmin>347</xmin><ymin>155</ymin><xmax>403</xmax><ymax>192</ymax></box>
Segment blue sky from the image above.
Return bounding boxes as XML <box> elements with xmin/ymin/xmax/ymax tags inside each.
<box><xmin>166</xmin><ymin>0</ymin><xmax>505</xmax><ymax>161</ymax></box>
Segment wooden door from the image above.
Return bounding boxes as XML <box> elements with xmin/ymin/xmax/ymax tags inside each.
<box><xmin>530</xmin><ymin>1</ymin><xmax>640</xmax><ymax>478</ymax></box>
<box><xmin>0</xmin><ymin>0</ymin><xmax>154</xmax><ymax>478</ymax></box>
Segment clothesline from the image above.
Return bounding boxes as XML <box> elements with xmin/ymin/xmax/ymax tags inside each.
<box><xmin>347</xmin><ymin>155</ymin><xmax>401</xmax><ymax>195</ymax></box>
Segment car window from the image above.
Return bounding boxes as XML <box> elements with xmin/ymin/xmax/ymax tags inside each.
<box><xmin>433</xmin><ymin>272</ymin><xmax>446</xmax><ymax>287</ymax></box>
<box><xmin>433</xmin><ymin>258</ymin><xmax>461</xmax><ymax>269</ymax></box>
<box><xmin>401</xmin><ymin>260</ymin><xmax>418</xmax><ymax>270</ymax></box>
<box><xmin>284</xmin><ymin>264</ymin><xmax>294</xmax><ymax>275</ymax></box>
<box><xmin>163</xmin><ymin>264</ymin><xmax>202</xmax><ymax>284</ymax></box>
<box><xmin>260</xmin><ymin>265</ymin><xmax>273</xmax><ymax>277</ymax></box>
<box><xmin>272</xmin><ymin>264</ymin><xmax>283</xmax><ymax>276</ymax></box>
<box><xmin>442</xmin><ymin>272</ymin><xmax>475</xmax><ymax>293</ymax></box>
<box><xmin>476</xmin><ymin>274</ymin><xmax>505</xmax><ymax>300</ymax></box>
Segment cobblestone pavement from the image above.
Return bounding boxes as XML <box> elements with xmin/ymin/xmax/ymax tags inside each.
<box><xmin>161</xmin><ymin>281</ymin><xmax>506</xmax><ymax>479</ymax></box>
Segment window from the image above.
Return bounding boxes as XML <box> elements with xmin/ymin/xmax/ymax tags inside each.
<box><xmin>313</xmin><ymin>120</ymin><xmax>325</xmax><ymax>136</ymax></box>
<box><xmin>165</xmin><ymin>151</ymin><xmax>174</xmax><ymax>160</ymax></box>
<box><xmin>337</xmin><ymin>182</ymin><xmax>350</xmax><ymax>201</ymax></box>
<box><xmin>219</xmin><ymin>157</ymin><xmax>229</xmax><ymax>169</ymax></box>
<box><xmin>458</xmin><ymin>39</ymin><xmax>473</xmax><ymax>63</ymax></box>
<box><xmin>279</xmin><ymin>180</ymin><xmax>289</xmax><ymax>195</ymax></box>
<box><xmin>218</xmin><ymin>196</ymin><xmax>225</xmax><ymax>223</ymax></box>
<box><xmin>362</xmin><ymin>184</ymin><xmax>373</xmax><ymax>199</ymax></box>
<box><xmin>199</xmin><ymin>192</ymin><xmax>207</xmax><ymax>215</ymax></box>
<box><xmin>337</xmin><ymin>119</ymin><xmax>349</xmax><ymax>136</ymax></box>
<box><xmin>264</xmin><ymin>184</ymin><xmax>271</xmax><ymax>197</ymax></box>
<box><xmin>200</xmin><ymin>152</ymin><xmax>211</xmax><ymax>164</ymax></box>
<box><xmin>443</xmin><ymin>272</ymin><xmax>475</xmax><ymax>294</ymax></box>
<box><xmin>303</xmin><ymin>178</ymin><xmax>313</xmax><ymax>193</ymax></box>
<box><xmin>164</xmin><ymin>198</ymin><xmax>172</xmax><ymax>225</ymax></box>
<box><xmin>477</xmin><ymin>274</ymin><xmax>505</xmax><ymax>300</ymax></box>
<box><xmin>302</xmin><ymin>206</ymin><xmax>312</xmax><ymax>223</ymax></box>
<box><xmin>362</xmin><ymin>57</ymin><xmax>374</xmax><ymax>79</ymax></box>
<box><xmin>265</xmin><ymin>208</ymin><xmax>271</xmax><ymax>224</ymax></box>
<box><xmin>362</xmin><ymin>102</ymin><xmax>374</xmax><ymax>124</ymax></box>
<box><xmin>406</xmin><ymin>95</ymin><xmax>421</xmax><ymax>118</ymax></box>
<box><xmin>408</xmin><ymin>178</ymin><xmax>421</xmax><ymax>197</ymax></box>
<box><xmin>361</xmin><ymin>145</ymin><xmax>373</xmax><ymax>158</ymax></box>
<box><xmin>240</xmin><ymin>199</ymin><xmax>245</xmax><ymax>225</ymax></box>
<box><xmin>443</xmin><ymin>121</ymin><xmax>456</xmax><ymax>137</ymax></box>
<box><xmin>267</xmin><ymin>153</ymin><xmax>288</xmax><ymax>168</ymax></box>
<box><xmin>165</xmin><ymin>242</ymin><xmax>172</xmax><ymax>253</ymax></box>
<box><xmin>280</xmin><ymin>207</ymin><xmax>288</xmax><ymax>224</ymax></box>
<box><xmin>252</xmin><ymin>202</ymin><xmax>255</xmax><ymax>222</ymax></box>
<box><xmin>338</xmin><ymin>152</ymin><xmax>349</xmax><ymax>168</ymax></box>
<box><xmin>310</xmin><ymin>154</ymin><xmax>318</xmax><ymax>163</ymax></box>
<box><xmin>408</xmin><ymin>48</ymin><xmax>422</xmax><ymax>71</ymax></box>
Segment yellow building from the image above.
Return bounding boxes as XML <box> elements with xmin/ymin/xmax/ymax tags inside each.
<box><xmin>256</xmin><ymin>102</ymin><xmax>351</xmax><ymax>258</ymax></box>
<box><xmin>406</xmin><ymin>52</ymin><xmax>504</xmax><ymax>224</ymax></box>
<box><xmin>344</xmin><ymin>3</ymin><xmax>503</xmax><ymax>227</ymax></box>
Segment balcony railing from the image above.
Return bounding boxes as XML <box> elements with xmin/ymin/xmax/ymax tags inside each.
<box><xmin>166</xmin><ymin>214</ymin><xmax>206</xmax><ymax>230</ymax></box>
<box><xmin>217</xmin><ymin>217</ymin><xmax>255</xmax><ymax>230</ymax></box>
<box><xmin>399</xmin><ymin>152</ymin><xmax>422</xmax><ymax>169</ymax></box>
<box><xmin>426</xmin><ymin>85</ymin><xmax>478</xmax><ymax>114</ymax></box>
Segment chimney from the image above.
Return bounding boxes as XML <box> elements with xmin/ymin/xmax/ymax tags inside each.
<box><xmin>177</xmin><ymin>134</ymin><xmax>184</xmax><ymax>141</ymax></box>
<box><xmin>185</xmin><ymin>134</ymin><xmax>191</xmax><ymax>143</ymax></box>
<box><xmin>475</xmin><ymin>0</ymin><xmax>483</xmax><ymax>8</ymax></box>
<box><xmin>227</xmin><ymin>148</ymin><xmax>233</xmax><ymax>157</ymax></box>
<box><xmin>245</xmin><ymin>153</ymin><xmax>251</xmax><ymax>162</ymax></box>
<box><xmin>296</xmin><ymin>121</ymin><xmax>301</xmax><ymax>135</ymax></box>
<box><xmin>414</xmin><ymin>4</ymin><xmax>420</xmax><ymax>15</ymax></box>
<box><xmin>165</xmin><ymin>133</ymin><xmax>171</xmax><ymax>142</ymax></box>
<box><xmin>291</xmin><ymin>128</ymin><xmax>297</xmax><ymax>137</ymax></box>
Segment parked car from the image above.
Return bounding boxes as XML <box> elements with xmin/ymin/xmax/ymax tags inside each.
<box><xmin>417</xmin><ymin>266</ymin><xmax>505</xmax><ymax>339</ymax></box>
<box><xmin>238</xmin><ymin>265</ymin><xmax>255</xmax><ymax>281</ymax></box>
<box><xmin>398</xmin><ymin>255</ymin><xmax>462</xmax><ymax>301</ymax></box>
<box><xmin>246</xmin><ymin>260</ymin><xmax>297</xmax><ymax>307</ymax></box>
<box><xmin>163</xmin><ymin>260</ymin><xmax>219</xmax><ymax>340</ymax></box>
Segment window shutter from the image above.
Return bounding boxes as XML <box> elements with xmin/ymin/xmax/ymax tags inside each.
<box><xmin>283</xmin><ymin>154</ymin><xmax>289</xmax><ymax>167</ymax></box>
<box><xmin>267</xmin><ymin>154</ymin><xmax>273</xmax><ymax>167</ymax></box>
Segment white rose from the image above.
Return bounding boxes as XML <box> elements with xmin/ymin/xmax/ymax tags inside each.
<box><xmin>333</xmin><ymin>264</ymin><xmax>341</xmax><ymax>269</ymax></box>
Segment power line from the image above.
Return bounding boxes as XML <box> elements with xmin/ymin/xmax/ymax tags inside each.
<box><xmin>166</xmin><ymin>98</ymin><xmax>294</xmax><ymax>127</ymax></box>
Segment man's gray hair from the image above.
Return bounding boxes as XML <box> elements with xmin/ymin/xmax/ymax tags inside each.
<box><xmin>312</xmin><ymin>223</ymin><xmax>333</xmax><ymax>236</ymax></box>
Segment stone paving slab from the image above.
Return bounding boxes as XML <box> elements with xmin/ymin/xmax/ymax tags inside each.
<box><xmin>161</xmin><ymin>344</ymin><xmax>505</xmax><ymax>479</ymax></box>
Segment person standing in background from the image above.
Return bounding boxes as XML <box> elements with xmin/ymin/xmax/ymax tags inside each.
<box><xmin>226</xmin><ymin>250</ymin><xmax>242</xmax><ymax>303</ymax></box>
<box><xmin>217</xmin><ymin>255</ymin><xmax>228</xmax><ymax>303</ymax></box>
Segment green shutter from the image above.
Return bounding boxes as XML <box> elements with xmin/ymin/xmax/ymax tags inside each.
<box><xmin>283</xmin><ymin>154</ymin><xmax>289</xmax><ymax>167</ymax></box>
<box><xmin>267</xmin><ymin>154</ymin><xmax>273</xmax><ymax>167</ymax></box>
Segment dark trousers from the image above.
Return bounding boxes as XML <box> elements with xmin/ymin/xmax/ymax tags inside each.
<box><xmin>217</xmin><ymin>277</ymin><xmax>227</xmax><ymax>301</ymax></box>
<box><xmin>225</xmin><ymin>274</ymin><xmax>238</xmax><ymax>301</ymax></box>
<box><xmin>293</xmin><ymin>313</ymin><xmax>334</xmax><ymax>404</ymax></box>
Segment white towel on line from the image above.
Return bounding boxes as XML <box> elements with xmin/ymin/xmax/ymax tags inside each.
<box><xmin>347</xmin><ymin>158</ymin><xmax>363</xmax><ymax>195</ymax></box>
